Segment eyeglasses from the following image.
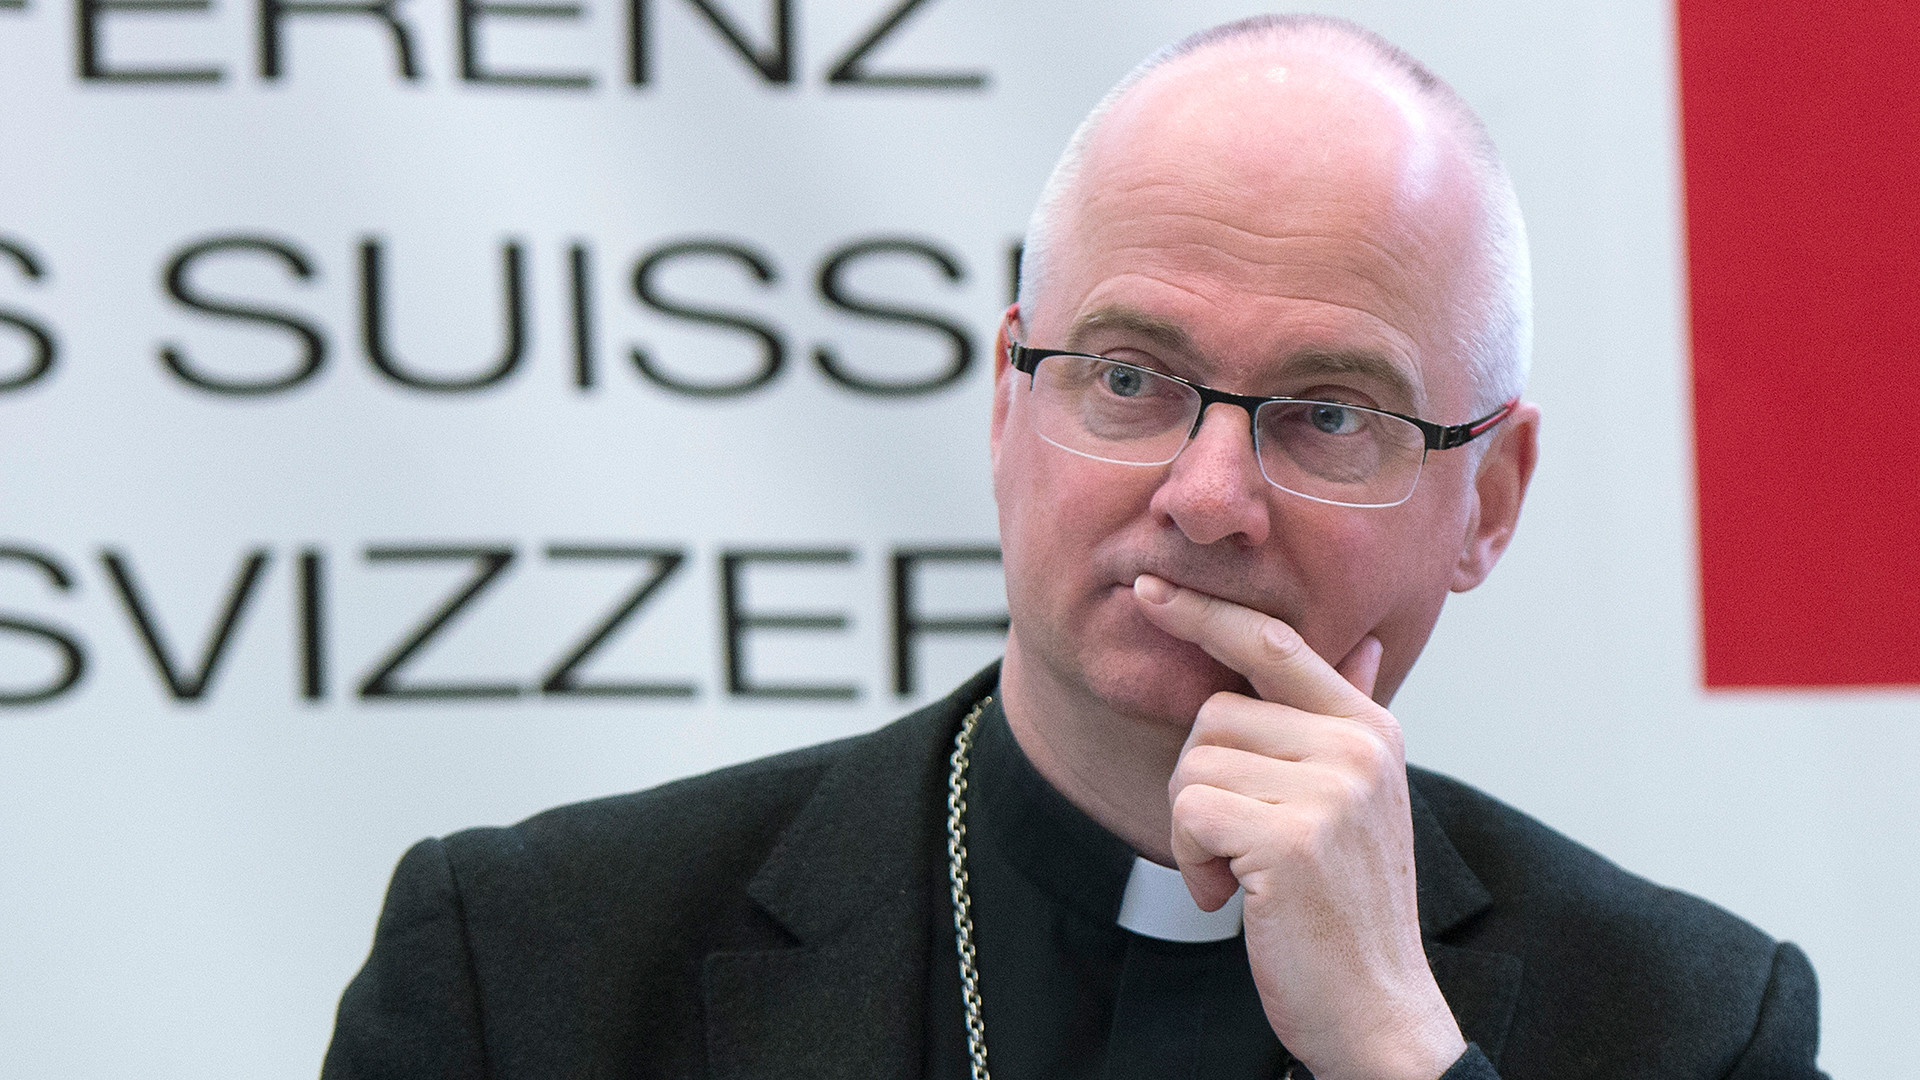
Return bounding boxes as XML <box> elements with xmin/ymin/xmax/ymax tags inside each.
<box><xmin>1008</xmin><ymin>343</ymin><xmax>1517</xmax><ymax>508</ymax></box>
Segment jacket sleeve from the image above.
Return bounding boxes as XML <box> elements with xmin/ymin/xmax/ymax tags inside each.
<box><xmin>1436</xmin><ymin>1043</ymin><xmax>1500</xmax><ymax>1079</ymax></box>
<box><xmin>1723</xmin><ymin>941</ymin><xmax>1829</xmax><ymax>1080</ymax></box>
<box><xmin>321</xmin><ymin>838</ymin><xmax>489</xmax><ymax>1080</ymax></box>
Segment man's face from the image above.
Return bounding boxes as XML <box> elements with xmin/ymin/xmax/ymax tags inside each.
<box><xmin>992</xmin><ymin>49</ymin><xmax>1520</xmax><ymax>729</ymax></box>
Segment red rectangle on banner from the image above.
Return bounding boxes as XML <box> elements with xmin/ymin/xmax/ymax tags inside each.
<box><xmin>1677</xmin><ymin>1</ymin><xmax>1920</xmax><ymax>687</ymax></box>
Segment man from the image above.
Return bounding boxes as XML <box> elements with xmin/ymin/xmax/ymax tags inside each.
<box><xmin>325</xmin><ymin>15</ymin><xmax>1824</xmax><ymax>1080</ymax></box>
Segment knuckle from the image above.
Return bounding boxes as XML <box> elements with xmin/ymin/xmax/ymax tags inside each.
<box><xmin>1326</xmin><ymin>724</ymin><xmax>1371</xmax><ymax>762</ymax></box>
<box><xmin>1192</xmin><ymin>692</ymin><xmax>1261</xmax><ymax>747</ymax></box>
<box><xmin>1260</xmin><ymin>620</ymin><xmax>1308</xmax><ymax>664</ymax></box>
<box><xmin>1370</xmin><ymin>709</ymin><xmax>1408</xmax><ymax>751</ymax></box>
<box><xmin>1193</xmin><ymin>691</ymin><xmax>1239</xmax><ymax>729</ymax></box>
<box><xmin>1331</xmin><ymin>723</ymin><xmax>1395</xmax><ymax>775</ymax></box>
<box><xmin>1170</xmin><ymin>789</ymin><xmax>1206</xmax><ymax>836</ymax></box>
<box><xmin>1272</xmin><ymin>809</ymin><xmax>1324</xmax><ymax>861</ymax></box>
<box><xmin>1171</xmin><ymin>783</ymin><xmax>1229</xmax><ymax>831</ymax></box>
<box><xmin>1168</xmin><ymin>753</ymin><xmax>1206</xmax><ymax>800</ymax></box>
<box><xmin>1177</xmin><ymin>743</ymin><xmax>1223</xmax><ymax>780</ymax></box>
<box><xmin>1335</xmin><ymin>767</ymin><xmax>1373</xmax><ymax>809</ymax></box>
<box><xmin>1175</xmin><ymin>737</ymin><xmax>1236</xmax><ymax>772</ymax></box>
<box><xmin>1171</xmin><ymin>784</ymin><xmax>1196</xmax><ymax>818</ymax></box>
<box><xmin>1357</xmin><ymin>730</ymin><xmax>1395</xmax><ymax>775</ymax></box>
<box><xmin>1314</xmin><ymin>749</ymin><xmax>1385</xmax><ymax>813</ymax></box>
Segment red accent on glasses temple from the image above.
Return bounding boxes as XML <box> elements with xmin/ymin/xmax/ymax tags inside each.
<box><xmin>1467</xmin><ymin>398</ymin><xmax>1519</xmax><ymax>436</ymax></box>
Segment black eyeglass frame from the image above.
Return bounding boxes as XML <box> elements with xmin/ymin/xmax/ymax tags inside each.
<box><xmin>1007</xmin><ymin>343</ymin><xmax>1518</xmax><ymax>454</ymax></box>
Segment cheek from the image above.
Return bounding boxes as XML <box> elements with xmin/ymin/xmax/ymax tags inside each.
<box><xmin>1284</xmin><ymin>503</ymin><xmax>1460</xmax><ymax>654</ymax></box>
<box><xmin>995</xmin><ymin>436</ymin><xmax>1154</xmax><ymax>615</ymax></box>
<box><xmin>1293</xmin><ymin>518</ymin><xmax>1397</xmax><ymax>628</ymax></box>
<box><xmin>996</xmin><ymin>436</ymin><xmax>1079</xmax><ymax>601</ymax></box>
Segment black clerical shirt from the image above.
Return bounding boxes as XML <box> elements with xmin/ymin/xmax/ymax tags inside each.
<box><xmin>924</xmin><ymin>697</ymin><xmax>1293</xmax><ymax>1080</ymax></box>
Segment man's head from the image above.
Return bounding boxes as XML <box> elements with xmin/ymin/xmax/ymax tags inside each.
<box><xmin>991</xmin><ymin>15</ymin><xmax>1541</xmax><ymax>733</ymax></box>
<box><xmin>1019</xmin><ymin>15</ymin><xmax>1533</xmax><ymax>414</ymax></box>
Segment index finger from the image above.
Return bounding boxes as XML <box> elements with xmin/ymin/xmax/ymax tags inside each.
<box><xmin>1133</xmin><ymin>573</ymin><xmax>1374</xmax><ymax>720</ymax></box>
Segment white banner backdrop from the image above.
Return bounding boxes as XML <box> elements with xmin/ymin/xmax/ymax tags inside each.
<box><xmin>0</xmin><ymin>1</ymin><xmax>1913</xmax><ymax>1076</ymax></box>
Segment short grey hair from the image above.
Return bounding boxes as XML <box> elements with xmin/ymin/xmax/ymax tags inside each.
<box><xmin>1017</xmin><ymin>14</ymin><xmax>1532</xmax><ymax>410</ymax></box>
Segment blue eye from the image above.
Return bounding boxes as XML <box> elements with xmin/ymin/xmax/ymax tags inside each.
<box><xmin>1308</xmin><ymin>403</ymin><xmax>1362</xmax><ymax>435</ymax></box>
<box><xmin>1103</xmin><ymin>365</ymin><xmax>1147</xmax><ymax>397</ymax></box>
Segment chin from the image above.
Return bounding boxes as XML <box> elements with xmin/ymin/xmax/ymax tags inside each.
<box><xmin>1078</xmin><ymin>637</ymin><xmax>1253</xmax><ymax>729</ymax></box>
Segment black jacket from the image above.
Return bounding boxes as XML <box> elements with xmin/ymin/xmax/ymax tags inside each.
<box><xmin>323</xmin><ymin>665</ymin><xmax>1825</xmax><ymax>1079</ymax></box>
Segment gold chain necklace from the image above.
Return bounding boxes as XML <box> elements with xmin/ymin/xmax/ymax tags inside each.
<box><xmin>945</xmin><ymin>695</ymin><xmax>994</xmax><ymax>1080</ymax></box>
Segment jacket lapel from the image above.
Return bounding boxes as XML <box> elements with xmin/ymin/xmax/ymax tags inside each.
<box><xmin>703</xmin><ymin>667</ymin><xmax>999</xmax><ymax>1080</ymax></box>
<box><xmin>1409</xmin><ymin>782</ymin><xmax>1524</xmax><ymax>1066</ymax></box>
<box><xmin>701</xmin><ymin>669</ymin><xmax>1523</xmax><ymax>1078</ymax></box>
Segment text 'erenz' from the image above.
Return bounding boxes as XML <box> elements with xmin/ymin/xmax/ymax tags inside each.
<box><xmin>0</xmin><ymin>0</ymin><xmax>988</xmax><ymax>91</ymax></box>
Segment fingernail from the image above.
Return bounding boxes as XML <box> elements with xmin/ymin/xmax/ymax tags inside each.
<box><xmin>1134</xmin><ymin>574</ymin><xmax>1175</xmax><ymax>605</ymax></box>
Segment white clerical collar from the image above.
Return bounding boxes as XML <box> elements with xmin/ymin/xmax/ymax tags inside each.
<box><xmin>1115</xmin><ymin>856</ymin><xmax>1244</xmax><ymax>942</ymax></box>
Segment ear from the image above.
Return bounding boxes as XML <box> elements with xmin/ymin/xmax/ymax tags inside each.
<box><xmin>1451</xmin><ymin>401</ymin><xmax>1540</xmax><ymax>592</ymax></box>
<box><xmin>988</xmin><ymin>303</ymin><xmax>1023</xmax><ymax>469</ymax></box>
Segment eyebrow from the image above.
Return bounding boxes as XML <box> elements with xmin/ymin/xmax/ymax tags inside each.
<box><xmin>1061</xmin><ymin>304</ymin><xmax>1424</xmax><ymax>413</ymax></box>
<box><xmin>1282</xmin><ymin>350</ymin><xmax>1422</xmax><ymax>412</ymax></box>
<box><xmin>1064</xmin><ymin>306</ymin><xmax>1198</xmax><ymax>360</ymax></box>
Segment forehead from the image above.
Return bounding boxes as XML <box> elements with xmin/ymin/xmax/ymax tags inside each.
<box><xmin>1034</xmin><ymin>46</ymin><xmax>1486</xmax><ymax>413</ymax></box>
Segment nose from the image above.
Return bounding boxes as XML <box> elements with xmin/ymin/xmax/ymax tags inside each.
<box><xmin>1149</xmin><ymin>403</ymin><xmax>1273</xmax><ymax>546</ymax></box>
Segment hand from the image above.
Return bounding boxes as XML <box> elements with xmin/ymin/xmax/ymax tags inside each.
<box><xmin>1133</xmin><ymin>574</ymin><xmax>1465</xmax><ymax>1080</ymax></box>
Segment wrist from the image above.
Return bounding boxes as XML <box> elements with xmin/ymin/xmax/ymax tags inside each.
<box><xmin>1308</xmin><ymin>999</ymin><xmax>1466</xmax><ymax>1080</ymax></box>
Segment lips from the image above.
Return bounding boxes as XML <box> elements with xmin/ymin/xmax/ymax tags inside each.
<box><xmin>1115</xmin><ymin>563</ymin><xmax>1300</xmax><ymax>626</ymax></box>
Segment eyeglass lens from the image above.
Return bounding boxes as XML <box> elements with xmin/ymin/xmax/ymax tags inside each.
<box><xmin>1026</xmin><ymin>355</ymin><xmax>1427</xmax><ymax>507</ymax></box>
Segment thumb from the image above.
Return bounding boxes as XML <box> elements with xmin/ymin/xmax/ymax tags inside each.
<box><xmin>1173</xmin><ymin>850</ymin><xmax>1242</xmax><ymax>913</ymax></box>
<box><xmin>1335</xmin><ymin>635</ymin><xmax>1383</xmax><ymax>701</ymax></box>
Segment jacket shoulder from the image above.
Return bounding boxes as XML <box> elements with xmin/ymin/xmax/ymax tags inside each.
<box><xmin>1409</xmin><ymin>765</ymin><xmax>1773</xmax><ymax>954</ymax></box>
<box><xmin>438</xmin><ymin>715</ymin><xmax>927</xmax><ymax>946</ymax></box>
<box><xmin>435</xmin><ymin>668</ymin><xmax>988</xmax><ymax>943</ymax></box>
<box><xmin>1409</xmin><ymin>766</ymin><xmax>1822</xmax><ymax>1078</ymax></box>
<box><xmin>485</xmin><ymin>731</ymin><xmax>857</xmax><ymax>890</ymax></box>
<box><xmin>328</xmin><ymin>673</ymin><xmax>989</xmax><ymax>1080</ymax></box>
